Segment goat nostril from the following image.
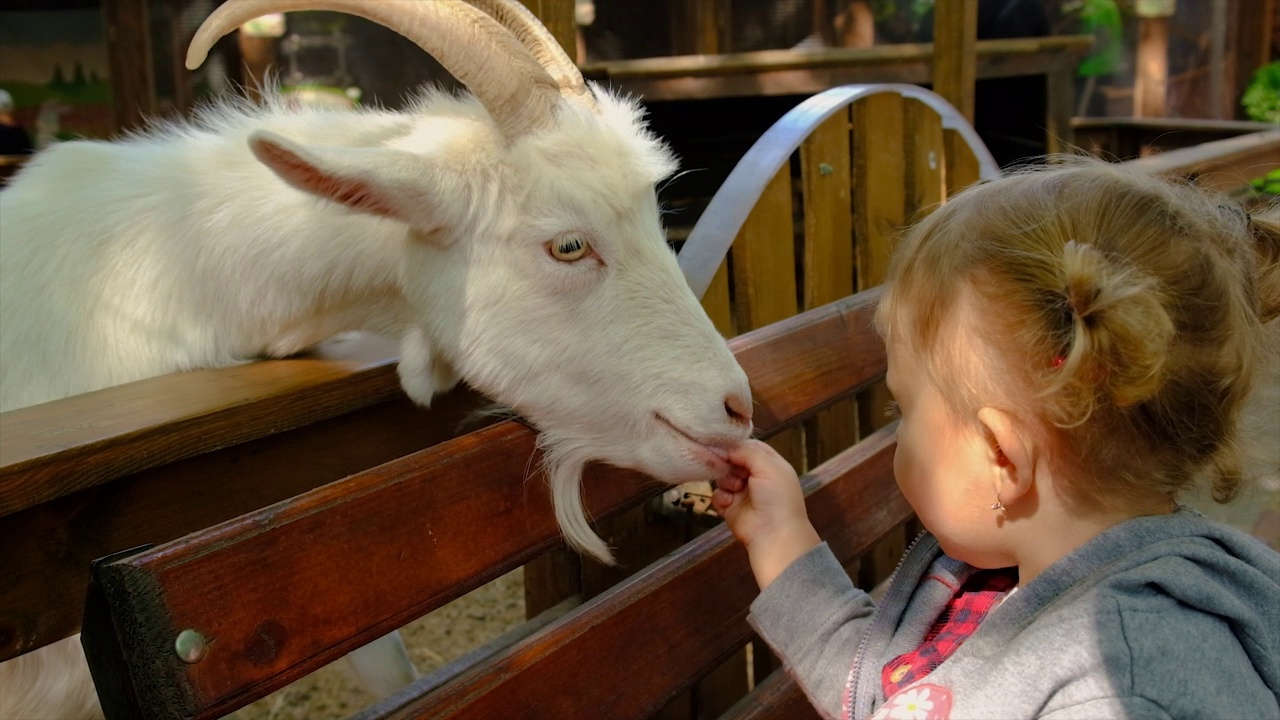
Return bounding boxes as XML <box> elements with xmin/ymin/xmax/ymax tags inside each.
<box><xmin>724</xmin><ymin>393</ymin><xmax>753</xmax><ymax>424</ymax></box>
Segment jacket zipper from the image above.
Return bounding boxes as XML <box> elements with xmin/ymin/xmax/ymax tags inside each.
<box><xmin>844</xmin><ymin>529</ymin><xmax>933</xmax><ymax>719</ymax></box>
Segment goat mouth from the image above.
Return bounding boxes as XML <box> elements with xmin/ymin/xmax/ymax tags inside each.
<box><xmin>654</xmin><ymin>414</ymin><xmax>733</xmax><ymax>468</ymax></box>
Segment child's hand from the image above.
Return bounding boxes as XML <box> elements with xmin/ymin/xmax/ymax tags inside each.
<box><xmin>713</xmin><ymin>439</ymin><xmax>821</xmax><ymax>590</ymax></box>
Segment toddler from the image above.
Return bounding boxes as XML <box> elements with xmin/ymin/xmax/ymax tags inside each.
<box><xmin>713</xmin><ymin>158</ymin><xmax>1280</xmax><ymax>719</ymax></box>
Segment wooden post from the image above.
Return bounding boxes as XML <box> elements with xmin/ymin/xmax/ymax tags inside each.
<box><xmin>932</xmin><ymin>0</ymin><xmax>978</xmax><ymax>124</ymax></box>
<box><xmin>1209</xmin><ymin>0</ymin><xmax>1229</xmax><ymax>119</ymax></box>
<box><xmin>528</xmin><ymin>0</ymin><xmax>577</xmax><ymax>57</ymax></box>
<box><xmin>1236</xmin><ymin>0</ymin><xmax>1277</xmax><ymax>120</ymax></box>
<box><xmin>1134</xmin><ymin>0</ymin><xmax>1176</xmax><ymax>118</ymax></box>
<box><xmin>103</xmin><ymin>0</ymin><xmax>156</xmax><ymax>134</ymax></box>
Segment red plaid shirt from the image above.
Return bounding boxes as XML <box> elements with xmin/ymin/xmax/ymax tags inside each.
<box><xmin>881</xmin><ymin>567</ymin><xmax>1019</xmax><ymax>697</ymax></box>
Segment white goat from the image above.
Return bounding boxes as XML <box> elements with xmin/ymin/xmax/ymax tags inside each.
<box><xmin>0</xmin><ymin>1</ymin><xmax>753</xmax><ymax>717</ymax></box>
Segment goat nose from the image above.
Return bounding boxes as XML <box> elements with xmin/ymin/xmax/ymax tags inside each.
<box><xmin>725</xmin><ymin>392</ymin><xmax>753</xmax><ymax>425</ymax></box>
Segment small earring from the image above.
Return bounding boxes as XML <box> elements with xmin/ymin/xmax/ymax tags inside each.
<box><xmin>990</xmin><ymin>497</ymin><xmax>1005</xmax><ymax>511</ymax></box>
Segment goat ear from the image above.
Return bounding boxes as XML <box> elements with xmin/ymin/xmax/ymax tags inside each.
<box><xmin>248</xmin><ymin>130</ymin><xmax>448</xmax><ymax>236</ymax></box>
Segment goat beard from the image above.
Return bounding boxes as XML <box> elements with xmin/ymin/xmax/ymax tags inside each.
<box><xmin>538</xmin><ymin>436</ymin><xmax>615</xmax><ymax>565</ymax></box>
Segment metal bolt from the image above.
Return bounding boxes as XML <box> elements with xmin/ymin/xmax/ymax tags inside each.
<box><xmin>819</xmin><ymin>162</ymin><xmax>834</xmax><ymax>176</ymax></box>
<box><xmin>175</xmin><ymin>629</ymin><xmax>207</xmax><ymax>663</ymax></box>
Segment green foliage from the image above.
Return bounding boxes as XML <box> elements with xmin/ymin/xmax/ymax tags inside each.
<box><xmin>1251</xmin><ymin>168</ymin><xmax>1280</xmax><ymax>197</ymax></box>
<box><xmin>1074</xmin><ymin>0</ymin><xmax>1122</xmax><ymax>77</ymax></box>
<box><xmin>1242</xmin><ymin>61</ymin><xmax>1280</xmax><ymax>124</ymax></box>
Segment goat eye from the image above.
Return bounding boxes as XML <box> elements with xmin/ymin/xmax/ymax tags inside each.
<box><xmin>549</xmin><ymin>234</ymin><xmax>590</xmax><ymax>262</ymax></box>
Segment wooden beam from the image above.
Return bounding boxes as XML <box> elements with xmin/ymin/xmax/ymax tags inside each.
<box><xmin>102</xmin><ymin>0</ymin><xmax>157</xmax><ymax>133</ymax></box>
<box><xmin>932</xmin><ymin>0</ymin><xmax>978</xmax><ymax>123</ymax></box>
<box><xmin>1135</xmin><ymin>17</ymin><xmax>1170</xmax><ymax>118</ymax></box>
<box><xmin>527</xmin><ymin>0</ymin><xmax>577</xmax><ymax>56</ymax></box>
<box><xmin>1237</xmin><ymin>0</ymin><xmax>1277</xmax><ymax>119</ymax></box>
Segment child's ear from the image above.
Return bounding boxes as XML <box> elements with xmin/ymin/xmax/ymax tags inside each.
<box><xmin>977</xmin><ymin>407</ymin><xmax>1035</xmax><ymax>502</ymax></box>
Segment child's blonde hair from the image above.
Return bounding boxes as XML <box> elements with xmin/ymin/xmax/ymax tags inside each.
<box><xmin>877</xmin><ymin>156</ymin><xmax>1280</xmax><ymax>512</ymax></box>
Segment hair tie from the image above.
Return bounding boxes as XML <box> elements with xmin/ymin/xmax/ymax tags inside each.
<box><xmin>1219</xmin><ymin>205</ymin><xmax>1252</xmax><ymax>225</ymax></box>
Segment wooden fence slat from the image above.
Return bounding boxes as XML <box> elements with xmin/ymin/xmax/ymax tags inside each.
<box><xmin>0</xmin><ymin>337</ymin><xmax>404</xmax><ymax>518</ymax></box>
<box><xmin>800</xmin><ymin>109</ymin><xmax>857</xmax><ymax>467</ymax></box>
<box><xmin>731</xmin><ymin>166</ymin><xmax>805</xmax><ymax>468</ymax></box>
<box><xmin>371</xmin><ymin>426</ymin><xmax>907</xmax><ymax>720</ymax></box>
<box><xmin>851</xmin><ymin>92</ymin><xmax>911</xmax><ymax>591</ymax></box>
<box><xmin>904</xmin><ymin>98</ymin><xmax>946</xmax><ymax>220</ymax></box>
<box><xmin>852</xmin><ymin>93</ymin><xmax>904</xmax><ymax>294</ymax></box>
<box><xmin>944</xmin><ymin>128</ymin><xmax>982</xmax><ymax>198</ymax></box>
<box><xmin>0</xmin><ymin>390</ymin><xmax>486</xmax><ymax>663</ymax></box>
<box><xmin>732</xmin><ymin>167</ymin><xmax>798</xmax><ymax>332</ymax></box>
<box><xmin>702</xmin><ymin>258</ymin><xmax>735</xmax><ymax>338</ymax></box>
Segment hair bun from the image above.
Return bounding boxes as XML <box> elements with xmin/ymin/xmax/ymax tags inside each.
<box><xmin>1053</xmin><ymin>241</ymin><xmax>1174</xmax><ymax>417</ymax></box>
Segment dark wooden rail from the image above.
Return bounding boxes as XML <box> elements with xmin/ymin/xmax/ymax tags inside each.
<box><xmin>82</xmin><ymin>288</ymin><xmax>897</xmax><ymax>719</ymax></box>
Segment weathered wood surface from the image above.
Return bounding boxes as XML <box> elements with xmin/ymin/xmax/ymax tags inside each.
<box><xmin>83</xmin><ymin>289</ymin><xmax>891</xmax><ymax>718</ymax></box>
<box><xmin>580</xmin><ymin>36</ymin><xmax>1092</xmax><ymax>102</ymax></box>
<box><xmin>0</xmin><ymin>336</ymin><xmax>404</xmax><ymax>517</ymax></box>
<box><xmin>1123</xmin><ymin>128</ymin><xmax>1280</xmax><ymax>192</ymax></box>
<box><xmin>1074</xmin><ymin>117</ymin><xmax>1278</xmax><ymax>161</ymax></box>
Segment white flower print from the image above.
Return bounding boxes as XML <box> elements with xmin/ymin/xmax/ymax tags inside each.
<box><xmin>885</xmin><ymin>687</ymin><xmax>934</xmax><ymax>720</ymax></box>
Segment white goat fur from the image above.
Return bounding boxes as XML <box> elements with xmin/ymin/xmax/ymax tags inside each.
<box><xmin>1</xmin><ymin>60</ymin><xmax>751</xmax><ymax>720</ymax></box>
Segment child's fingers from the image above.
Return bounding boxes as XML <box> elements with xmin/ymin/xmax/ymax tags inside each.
<box><xmin>727</xmin><ymin>439</ymin><xmax>791</xmax><ymax>477</ymax></box>
<box><xmin>716</xmin><ymin>472</ymin><xmax>746</xmax><ymax>493</ymax></box>
<box><xmin>711</xmin><ymin>487</ymin><xmax>738</xmax><ymax>515</ymax></box>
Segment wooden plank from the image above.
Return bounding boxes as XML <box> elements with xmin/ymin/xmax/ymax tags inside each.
<box><xmin>851</xmin><ymin>93</ymin><xmax>904</xmax><ymax>440</ymax></box>
<box><xmin>904</xmin><ymin>98</ymin><xmax>945</xmax><ymax>219</ymax></box>
<box><xmin>103</xmin><ymin>0</ymin><xmax>157</xmax><ymax>133</ymax></box>
<box><xmin>718</xmin><ymin>669</ymin><xmax>822</xmax><ymax>720</ymax></box>
<box><xmin>731</xmin><ymin>167</ymin><xmax>804</xmax><ymax>468</ymax></box>
<box><xmin>580</xmin><ymin>36</ymin><xmax>1092</xmax><ymax>102</ymax></box>
<box><xmin>851</xmin><ymin>93</ymin><xmax>904</xmax><ymax>292</ymax></box>
<box><xmin>702</xmin><ymin>259</ymin><xmax>735</xmax><ymax>337</ymax></box>
<box><xmin>1124</xmin><ymin>128</ymin><xmax>1280</xmax><ymax>191</ymax></box>
<box><xmin>732</xmin><ymin>167</ymin><xmax>797</xmax><ymax>333</ymax></box>
<box><xmin>799</xmin><ymin>109</ymin><xmax>856</xmax><ymax>467</ymax></box>
<box><xmin>1135</xmin><ymin>17</ymin><xmax>1170</xmax><ymax>118</ymax></box>
<box><xmin>81</xmin><ymin>290</ymin><xmax>891</xmax><ymax>715</ymax></box>
<box><xmin>931</xmin><ymin>0</ymin><xmax>978</xmax><ymax>123</ymax></box>
<box><xmin>944</xmin><ymin>128</ymin><xmax>982</xmax><ymax>198</ymax></box>
<box><xmin>1045</xmin><ymin>58</ymin><xmax>1075</xmax><ymax>154</ymax></box>
<box><xmin>851</xmin><ymin>92</ymin><xmax>911</xmax><ymax>588</ymax></box>
<box><xmin>0</xmin><ymin>391</ymin><xmax>487</xmax><ymax>663</ymax></box>
<box><xmin>527</xmin><ymin>0</ymin><xmax>577</xmax><ymax>55</ymax></box>
<box><xmin>371</xmin><ymin>426</ymin><xmax>908</xmax><ymax>720</ymax></box>
<box><xmin>0</xmin><ymin>336</ymin><xmax>404</xmax><ymax>518</ymax></box>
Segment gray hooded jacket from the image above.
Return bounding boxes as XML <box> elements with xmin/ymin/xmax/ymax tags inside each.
<box><xmin>748</xmin><ymin>511</ymin><xmax>1280</xmax><ymax>719</ymax></box>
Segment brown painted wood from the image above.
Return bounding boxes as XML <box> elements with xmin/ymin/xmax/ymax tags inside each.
<box><xmin>103</xmin><ymin>0</ymin><xmax>157</xmax><ymax>133</ymax></box>
<box><xmin>944</xmin><ymin>128</ymin><xmax>982</xmax><ymax>197</ymax></box>
<box><xmin>703</xmin><ymin>259</ymin><xmax>735</xmax><ymax>337</ymax></box>
<box><xmin>0</xmin><ymin>336</ymin><xmax>404</xmax><ymax>518</ymax></box>
<box><xmin>528</xmin><ymin>0</ymin><xmax>577</xmax><ymax>56</ymax></box>
<box><xmin>800</xmin><ymin>109</ymin><xmax>857</xmax><ymax>467</ymax></box>
<box><xmin>81</xmin><ymin>289</ymin><xmax>891</xmax><ymax>717</ymax></box>
<box><xmin>1123</xmin><ymin>128</ymin><xmax>1280</xmax><ymax>191</ymax></box>
<box><xmin>932</xmin><ymin>0</ymin><xmax>978</xmax><ymax>124</ymax></box>
<box><xmin>904</xmin><ymin>98</ymin><xmax>945</xmax><ymax>220</ymax></box>
<box><xmin>718</xmin><ymin>669</ymin><xmax>822</xmax><ymax>720</ymax></box>
<box><xmin>1135</xmin><ymin>17</ymin><xmax>1170</xmax><ymax>118</ymax></box>
<box><xmin>1</xmin><ymin>389</ymin><xmax>487</xmax><ymax>662</ymax></box>
<box><xmin>374</xmin><ymin>425</ymin><xmax>906</xmax><ymax>720</ymax></box>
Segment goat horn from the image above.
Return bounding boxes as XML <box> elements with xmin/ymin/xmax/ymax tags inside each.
<box><xmin>460</xmin><ymin>0</ymin><xmax>596</xmax><ymax>111</ymax></box>
<box><xmin>185</xmin><ymin>0</ymin><xmax>560</xmax><ymax>140</ymax></box>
